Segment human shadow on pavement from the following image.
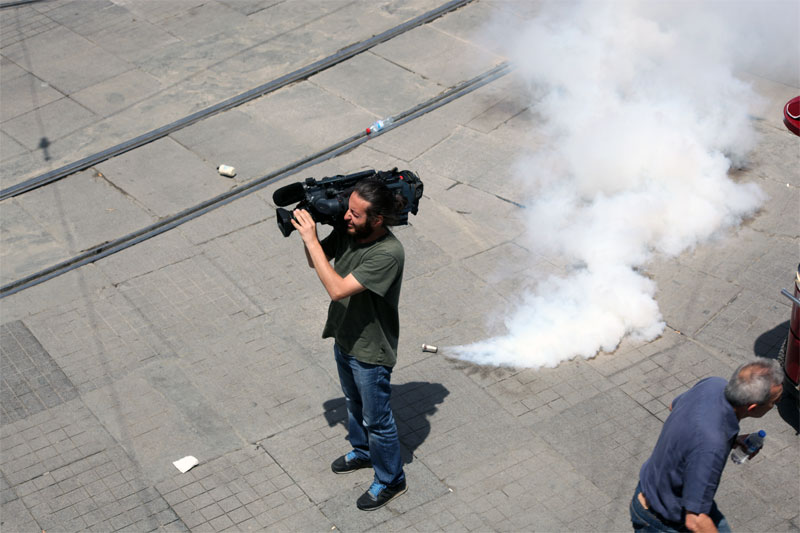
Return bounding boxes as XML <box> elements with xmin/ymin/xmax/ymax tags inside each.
<box><xmin>754</xmin><ymin>320</ymin><xmax>798</xmax><ymax>433</ymax></box>
<box><xmin>323</xmin><ymin>381</ymin><xmax>450</xmax><ymax>465</ymax></box>
<box><xmin>753</xmin><ymin>320</ymin><xmax>789</xmax><ymax>359</ymax></box>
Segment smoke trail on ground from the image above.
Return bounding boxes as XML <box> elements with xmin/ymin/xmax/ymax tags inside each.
<box><xmin>452</xmin><ymin>0</ymin><xmax>793</xmax><ymax>368</ymax></box>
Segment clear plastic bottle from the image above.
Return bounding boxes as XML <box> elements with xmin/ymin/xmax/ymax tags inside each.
<box><xmin>730</xmin><ymin>430</ymin><xmax>766</xmax><ymax>464</ymax></box>
<box><xmin>366</xmin><ymin>117</ymin><xmax>394</xmax><ymax>134</ymax></box>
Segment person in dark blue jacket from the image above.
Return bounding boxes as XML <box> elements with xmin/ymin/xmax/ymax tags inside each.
<box><xmin>631</xmin><ymin>359</ymin><xmax>783</xmax><ymax>532</ymax></box>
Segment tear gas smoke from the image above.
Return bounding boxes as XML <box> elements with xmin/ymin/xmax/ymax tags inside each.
<box><xmin>453</xmin><ymin>0</ymin><xmax>796</xmax><ymax>368</ymax></box>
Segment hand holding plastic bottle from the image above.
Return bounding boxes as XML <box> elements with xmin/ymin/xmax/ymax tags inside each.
<box><xmin>731</xmin><ymin>430</ymin><xmax>766</xmax><ymax>464</ymax></box>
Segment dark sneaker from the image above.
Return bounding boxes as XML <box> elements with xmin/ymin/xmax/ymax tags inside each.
<box><xmin>356</xmin><ymin>479</ymin><xmax>407</xmax><ymax>511</ymax></box>
<box><xmin>331</xmin><ymin>452</ymin><xmax>371</xmax><ymax>474</ymax></box>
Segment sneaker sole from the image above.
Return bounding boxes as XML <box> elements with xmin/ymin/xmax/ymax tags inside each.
<box><xmin>357</xmin><ymin>484</ymin><xmax>408</xmax><ymax>511</ymax></box>
<box><xmin>332</xmin><ymin>466</ymin><xmax>370</xmax><ymax>475</ymax></box>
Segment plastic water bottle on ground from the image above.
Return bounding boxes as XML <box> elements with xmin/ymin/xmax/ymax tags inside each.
<box><xmin>730</xmin><ymin>430</ymin><xmax>766</xmax><ymax>464</ymax></box>
<box><xmin>367</xmin><ymin>117</ymin><xmax>394</xmax><ymax>134</ymax></box>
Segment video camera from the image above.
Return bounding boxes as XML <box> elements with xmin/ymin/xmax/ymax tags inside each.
<box><xmin>272</xmin><ymin>168</ymin><xmax>423</xmax><ymax>237</ymax></box>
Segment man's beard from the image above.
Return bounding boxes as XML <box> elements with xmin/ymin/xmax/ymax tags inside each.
<box><xmin>349</xmin><ymin>219</ymin><xmax>374</xmax><ymax>239</ymax></box>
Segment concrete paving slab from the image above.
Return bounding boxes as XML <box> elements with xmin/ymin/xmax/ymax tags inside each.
<box><xmin>0</xmin><ymin>70</ymin><xmax>64</xmax><ymax>122</ymax></box>
<box><xmin>374</xmin><ymin>23</ymin><xmax>505</xmax><ymax>88</ymax></box>
<box><xmin>80</xmin><ymin>15</ymin><xmax>183</xmax><ymax>65</ymax></box>
<box><xmin>245</xmin><ymin>81</ymin><xmax>377</xmax><ymax>149</ymax></box>
<box><xmin>409</xmin><ymin>178</ymin><xmax>526</xmax><ymax>260</ymax></box>
<box><xmin>31</xmin><ymin>0</ymin><xmax>129</xmax><ymax>38</ymax></box>
<box><xmin>0</xmin><ymin>496</ymin><xmax>39</xmax><ymax>532</ymax></box>
<box><xmin>0</xmin><ymin>198</ymin><xmax>70</xmax><ymax>286</ymax></box>
<box><xmin>22</xmin><ymin>287</ymin><xmax>177</xmax><ymax>395</ymax></box>
<box><xmin>0</xmin><ymin>55</ymin><xmax>27</xmax><ymax>82</ymax></box>
<box><xmin>169</xmin><ymin>108</ymin><xmax>301</xmax><ymax>184</ymax></box>
<box><xmin>108</xmin><ymin>0</ymin><xmax>206</xmax><ymax>25</ymax></box>
<box><xmin>310</xmin><ymin>52</ymin><xmax>444</xmax><ymax>119</ymax></box>
<box><xmin>95</xmin><ymin>229</ymin><xmax>198</xmax><ymax>286</ymax></box>
<box><xmin>1</xmin><ymin>96</ymin><xmax>98</xmax><ymax>150</ymax></box>
<box><xmin>651</xmin><ymin>259</ymin><xmax>743</xmax><ymax>337</ymax></box>
<box><xmin>133</xmin><ymin>30</ymin><xmax>256</xmax><ymax>87</ymax></box>
<box><xmin>0</xmin><ymin>6</ymin><xmax>60</xmax><ymax>48</ymax></box>
<box><xmin>0</xmin><ymin>262</ymin><xmax>110</xmax><ymax>324</ymax></box>
<box><xmin>400</xmin><ymin>262</ymin><xmax>508</xmax><ymax>349</ymax></box>
<box><xmin>0</xmin><ymin>320</ymin><xmax>79</xmax><ymax>425</ymax></box>
<box><xmin>695</xmin><ymin>287</ymin><xmax>791</xmax><ymax>361</ymax></box>
<box><xmin>217</xmin><ymin>0</ymin><xmax>284</xmax><ymax>17</ymax></box>
<box><xmin>0</xmin><ymin>25</ymin><xmax>131</xmax><ymax>95</ymax></box>
<box><xmin>83</xmin><ymin>360</ymin><xmax>243</xmax><ymax>484</ymax></box>
<box><xmin>153</xmin><ymin>1</ymin><xmax>251</xmax><ymax>43</ymax></box>
<box><xmin>14</xmin><ymin>168</ymin><xmax>154</xmax><ymax>255</ymax></box>
<box><xmin>412</xmin><ymin>125</ymin><xmax>521</xmax><ymax>188</ymax></box>
<box><xmin>177</xmin><ymin>192</ymin><xmax>272</xmax><ymax>246</ymax></box>
<box><xmin>70</xmin><ymin>69</ymin><xmax>165</xmax><ymax>117</ymax></box>
<box><xmin>430</xmin><ymin>0</ymin><xmax>510</xmax><ymax>56</ymax></box>
<box><xmin>206</xmin><ymin>37</ymin><xmax>306</xmax><ymax>85</ymax></box>
<box><xmin>0</xmin><ymin>398</ymin><xmax>183</xmax><ymax>531</ymax></box>
<box><xmin>96</xmin><ymin>136</ymin><xmax>232</xmax><ymax>218</ymax></box>
<box><xmin>0</xmin><ymin>111</ymin><xmax>143</xmax><ymax>188</ymax></box>
<box><xmin>154</xmin><ymin>445</ymin><xmax>329</xmax><ymax>532</ymax></box>
<box><xmin>0</xmin><ymin>130</ymin><xmax>27</xmax><ymax>159</ymax></box>
<box><xmin>367</xmin><ymin>108</ymin><xmax>462</xmax><ymax>163</ymax></box>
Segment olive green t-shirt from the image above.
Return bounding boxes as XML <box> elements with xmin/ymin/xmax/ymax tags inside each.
<box><xmin>320</xmin><ymin>228</ymin><xmax>404</xmax><ymax>367</ymax></box>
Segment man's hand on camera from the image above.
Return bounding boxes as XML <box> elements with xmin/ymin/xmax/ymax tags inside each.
<box><xmin>291</xmin><ymin>209</ymin><xmax>318</xmax><ymax>245</ymax></box>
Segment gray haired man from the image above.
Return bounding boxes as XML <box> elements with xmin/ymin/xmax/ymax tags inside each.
<box><xmin>630</xmin><ymin>359</ymin><xmax>783</xmax><ymax>532</ymax></box>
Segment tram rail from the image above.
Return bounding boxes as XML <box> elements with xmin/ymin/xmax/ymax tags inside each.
<box><xmin>0</xmin><ymin>61</ymin><xmax>513</xmax><ymax>298</ymax></box>
<box><xmin>0</xmin><ymin>0</ymin><xmax>473</xmax><ymax>201</ymax></box>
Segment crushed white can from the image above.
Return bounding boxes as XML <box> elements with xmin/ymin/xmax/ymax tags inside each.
<box><xmin>217</xmin><ymin>164</ymin><xmax>236</xmax><ymax>177</ymax></box>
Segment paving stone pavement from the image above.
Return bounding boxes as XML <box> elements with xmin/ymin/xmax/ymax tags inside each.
<box><xmin>2</xmin><ymin>1</ymin><xmax>799</xmax><ymax>532</ymax></box>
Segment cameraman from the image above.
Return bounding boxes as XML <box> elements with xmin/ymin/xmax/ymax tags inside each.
<box><xmin>291</xmin><ymin>178</ymin><xmax>407</xmax><ymax>511</ymax></box>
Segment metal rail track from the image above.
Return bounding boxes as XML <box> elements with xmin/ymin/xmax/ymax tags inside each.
<box><xmin>0</xmin><ymin>0</ymin><xmax>473</xmax><ymax>201</ymax></box>
<box><xmin>0</xmin><ymin>62</ymin><xmax>513</xmax><ymax>298</ymax></box>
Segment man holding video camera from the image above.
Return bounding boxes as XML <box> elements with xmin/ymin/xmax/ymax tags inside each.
<box><xmin>291</xmin><ymin>177</ymin><xmax>407</xmax><ymax>511</ymax></box>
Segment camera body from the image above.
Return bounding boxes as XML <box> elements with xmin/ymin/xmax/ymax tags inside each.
<box><xmin>273</xmin><ymin>168</ymin><xmax>423</xmax><ymax>237</ymax></box>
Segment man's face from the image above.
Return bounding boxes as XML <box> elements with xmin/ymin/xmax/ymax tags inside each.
<box><xmin>344</xmin><ymin>191</ymin><xmax>374</xmax><ymax>239</ymax></box>
<box><xmin>749</xmin><ymin>384</ymin><xmax>783</xmax><ymax>418</ymax></box>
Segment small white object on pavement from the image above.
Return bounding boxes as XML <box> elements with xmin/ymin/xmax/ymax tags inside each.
<box><xmin>173</xmin><ymin>456</ymin><xmax>199</xmax><ymax>473</ymax></box>
<box><xmin>217</xmin><ymin>164</ymin><xmax>236</xmax><ymax>177</ymax></box>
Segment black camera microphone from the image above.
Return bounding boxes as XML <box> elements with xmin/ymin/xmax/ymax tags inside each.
<box><xmin>272</xmin><ymin>182</ymin><xmax>305</xmax><ymax>207</ymax></box>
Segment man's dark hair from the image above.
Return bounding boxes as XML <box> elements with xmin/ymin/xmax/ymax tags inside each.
<box><xmin>724</xmin><ymin>359</ymin><xmax>782</xmax><ymax>407</ymax></box>
<box><xmin>353</xmin><ymin>178</ymin><xmax>406</xmax><ymax>226</ymax></box>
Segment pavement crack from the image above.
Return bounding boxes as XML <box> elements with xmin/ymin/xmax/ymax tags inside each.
<box><xmin>92</xmin><ymin>168</ymin><xmax>160</xmax><ymax>219</ymax></box>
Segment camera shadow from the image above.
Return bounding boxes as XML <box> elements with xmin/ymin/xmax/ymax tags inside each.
<box><xmin>323</xmin><ymin>381</ymin><xmax>450</xmax><ymax>465</ymax></box>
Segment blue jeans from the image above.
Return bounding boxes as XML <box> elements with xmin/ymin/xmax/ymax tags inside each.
<box><xmin>334</xmin><ymin>344</ymin><xmax>404</xmax><ymax>486</ymax></box>
<box><xmin>630</xmin><ymin>482</ymin><xmax>730</xmax><ymax>532</ymax></box>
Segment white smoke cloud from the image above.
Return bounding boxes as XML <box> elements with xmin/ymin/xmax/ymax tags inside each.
<box><xmin>452</xmin><ymin>0</ymin><xmax>791</xmax><ymax>368</ymax></box>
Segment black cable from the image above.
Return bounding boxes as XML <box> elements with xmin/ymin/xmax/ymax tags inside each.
<box><xmin>0</xmin><ymin>0</ymin><xmax>473</xmax><ymax>201</ymax></box>
<box><xmin>0</xmin><ymin>62</ymin><xmax>512</xmax><ymax>298</ymax></box>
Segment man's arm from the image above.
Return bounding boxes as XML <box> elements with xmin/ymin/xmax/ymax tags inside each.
<box><xmin>685</xmin><ymin>512</ymin><xmax>717</xmax><ymax>533</ymax></box>
<box><xmin>292</xmin><ymin>209</ymin><xmax>366</xmax><ymax>301</ymax></box>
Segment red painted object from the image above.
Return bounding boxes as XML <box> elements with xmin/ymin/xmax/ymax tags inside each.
<box><xmin>780</xmin><ymin>266</ymin><xmax>800</xmax><ymax>398</ymax></box>
<box><xmin>784</xmin><ymin>96</ymin><xmax>800</xmax><ymax>136</ymax></box>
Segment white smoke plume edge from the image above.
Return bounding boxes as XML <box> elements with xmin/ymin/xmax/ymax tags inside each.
<box><xmin>451</xmin><ymin>0</ymin><xmax>796</xmax><ymax>368</ymax></box>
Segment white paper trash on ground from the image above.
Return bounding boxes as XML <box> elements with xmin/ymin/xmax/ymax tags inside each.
<box><xmin>173</xmin><ymin>456</ymin><xmax>199</xmax><ymax>473</ymax></box>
